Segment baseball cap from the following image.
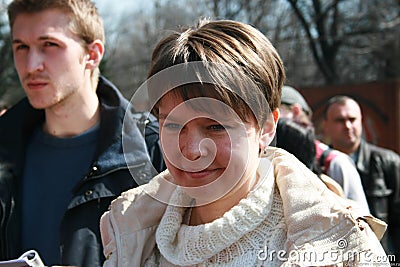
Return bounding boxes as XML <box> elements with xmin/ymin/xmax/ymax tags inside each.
<box><xmin>281</xmin><ymin>85</ymin><xmax>312</xmax><ymax>115</ymax></box>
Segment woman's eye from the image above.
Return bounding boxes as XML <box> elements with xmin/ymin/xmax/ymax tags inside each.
<box><xmin>164</xmin><ymin>123</ymin><xmax>182</xmax><ymax>130</ymax></box>
<box><xmin>208</xmin><ymin>124</ymin><xmax>227</xmax><ymax>131</ymax></box>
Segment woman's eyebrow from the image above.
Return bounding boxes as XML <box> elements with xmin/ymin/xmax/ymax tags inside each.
<box><xmin>158</xmin><ymin>113</ymin><xmax>176</xmax><ymax>121</ymax></box>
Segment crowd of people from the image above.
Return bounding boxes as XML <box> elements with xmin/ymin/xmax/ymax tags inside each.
<box><xmin>0</xmin><ymin>0</ymin><xmax>398</xmax><ymax>266</ymax></box>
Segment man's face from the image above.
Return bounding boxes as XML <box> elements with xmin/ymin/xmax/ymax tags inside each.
<box><xmin>323</xmin><ymin>99</ymin><xmax>363</xmax><ymax>154</ymax></box>
<box><xmin>12</xmin><ymin>8</ymin><xmax>89</xmax><ymax>110</ymax></box>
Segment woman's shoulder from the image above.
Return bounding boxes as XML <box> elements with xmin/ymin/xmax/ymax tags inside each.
<box><xmin>105</xmin><ymin>170</ymin><xmax>177</xmax><ymax>230</ymax></box>
<box><xmin>266</xmin><ymin>148</ymin><xmax>388</xmax><ymax>265</ymax></box>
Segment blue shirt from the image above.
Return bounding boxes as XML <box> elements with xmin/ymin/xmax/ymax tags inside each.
<box><xmin>22</xmin><ymin>124</ymin><xmax>99</xmax><ymax>265</ymax></box>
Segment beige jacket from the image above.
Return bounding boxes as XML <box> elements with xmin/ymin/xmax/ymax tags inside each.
<box><xmin>100</xmin><ymin>148</ymin><xmax>388</xmax><ymax>267</ymax></box>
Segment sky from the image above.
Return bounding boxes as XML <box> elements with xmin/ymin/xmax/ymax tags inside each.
<box><xmin>2</xmin><ymin>0</ymin><xmax>152</xmax><ymax>18</ymax></box>
<box><xmin>94</xmin><ymin>0</ymin><xmax>153</xmax><ymax>17</ymax></box>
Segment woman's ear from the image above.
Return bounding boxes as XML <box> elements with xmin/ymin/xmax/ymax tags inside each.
<box><xmin>259</xmin><ymin>108</ymin><xmax>279</xmax><ymax>148</ymax></box>
<box><xmin>85</xmin><ymin>40</ymin><xmax>104</xmax><ymax>70</ymax></box>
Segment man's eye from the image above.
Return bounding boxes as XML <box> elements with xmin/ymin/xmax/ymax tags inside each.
<box><xmin>44</xmin><ymin>42</ymin><xmax>58</xmax><ymax>47</ymax></box>
<box><xmin>15</xmin><ymin>44</ymin><xmax>28</xmax><ymax>51</ymax></box>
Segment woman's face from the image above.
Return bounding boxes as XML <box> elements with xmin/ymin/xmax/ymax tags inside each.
<box><xmin>158</xmin><ymin>91</ymin><xmax>266</xmax><ymax>204</ymax></box>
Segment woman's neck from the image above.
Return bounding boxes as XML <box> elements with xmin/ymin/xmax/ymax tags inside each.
<box><xmin>189</xmin><ymin>171</ymin><xmax>260</xmax><ymax>226</ymax></box>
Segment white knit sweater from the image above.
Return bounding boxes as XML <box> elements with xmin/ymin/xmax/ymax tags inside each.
<box><xmin>101</xmin><ymin>148</ymin><xmax>389</xmax><ymax>267</ymax></box>
<box><xmin>148</xmin><ymin>158</ymin><xmax>285</xmax><ymax>266</ymax></box>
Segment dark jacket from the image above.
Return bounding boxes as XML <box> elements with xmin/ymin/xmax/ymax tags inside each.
<box><xmin>0</xmin><ymin>77</ymin><xmax>162</xmax><ymax>266</ymax></box>
<box><xmin>356</xmin><ymin>139</ymin><xmax>400</xmax><ymax>258</ymax></box>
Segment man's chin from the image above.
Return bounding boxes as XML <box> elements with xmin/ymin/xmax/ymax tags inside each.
<box><xmin>28</xmin><ymin>102</ymin><xmax>48</xmax><ymax>110</ymax></box>
<box><xmin>339</xmin><ymin>140</ymin><xmax>359</xmax><ymax>152</ymax></box>
<box><xmin>28</xmin><ymin>97</ymin><xmax>60</xmax><ymax>110</ymax></box>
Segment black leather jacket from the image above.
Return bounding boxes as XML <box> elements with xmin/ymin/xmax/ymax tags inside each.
<box><xmin>0</xmin><ymin>77</ymin><xmax>162</xmax><ymax>266</ymax></box>
<box><xmin>355</xmin><ymin>140</ymin><xmax>400</xmax><ymax>258</ymax></box>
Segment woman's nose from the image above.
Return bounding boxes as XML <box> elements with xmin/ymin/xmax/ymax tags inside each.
<box><xmin>180</xmin><ymin>129</ymin><xmax>206</xmax><ymax>161</ymax></box>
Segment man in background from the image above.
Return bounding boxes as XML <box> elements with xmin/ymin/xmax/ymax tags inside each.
<box><xmin>0</xmin><ymin>0</ymin><xmax>162</xmax><ymax>266</ymax></box>
<box><xmin>279</xmin><ymin>86</ymin><xmax>369</xmax><ymax>212</ymax></box>
<box><xmin>323</xmin><ymin>95</ymin><xmax>400</xmax><ymax>258</ymax></box>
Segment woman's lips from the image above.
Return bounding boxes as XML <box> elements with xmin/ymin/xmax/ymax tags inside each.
<box><xmin>183</xmin><ymin>168</ymin><xmax>220</xmax><ymax>179</ymax></box>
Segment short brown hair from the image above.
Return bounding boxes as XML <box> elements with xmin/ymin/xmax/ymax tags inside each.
<box><xmin>147</xmin><ymin>19</ymin><xmax>285</xmax><ymax>127</ymax></box>
<box><xmin>8</xmin><ymin>0</ymin><xmax>105</xmax><ymax>47</ymax></box>
<box><xmin>323</xmin><ymin>95</ymin><xmax>356</xmax><ymax>119</ymax></box>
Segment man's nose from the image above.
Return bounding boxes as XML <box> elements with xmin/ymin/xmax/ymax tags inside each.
<box><xmin>344</xmin><ymin>119</ymin><xmax>353</xmax><ymax>129</ymax></box>
<box><xmin>26</xmin><ymin>50</ymin><xmax>44</xmax><ymax>73</ymax></box>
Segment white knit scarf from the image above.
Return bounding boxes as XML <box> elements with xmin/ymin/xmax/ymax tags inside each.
<box><xmin>153</xmin><ymin>158</ymin><xmax>287</xmax><ymax>266</ymax></box>
<box><xmin>141</xmin><ymin>148</ymin><xmax>387</xmax><ymax>266</ymax></box>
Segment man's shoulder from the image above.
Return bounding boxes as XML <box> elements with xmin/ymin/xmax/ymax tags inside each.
<box><xmin>0</xmin><ymin>98</ymin><xmax>28</xmax><ymax>121</ymax></box>
<box><xmin>0</xmin><ymin>99</ymin><xmax>42</xmax><ymax>142</ymax></box>
<box><xmin>362</xmin><ymin>141</ymin><xmax>399</xmax><ymax>161</ymax></box>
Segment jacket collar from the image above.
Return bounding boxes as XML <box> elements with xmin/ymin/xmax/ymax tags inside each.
<box><xmin>355</xmin><ymin>139</ymin><xmax>368</xmax><ymax>174</ymax></box>
<box><xmin>0</xmin><ymin>76</ymin><xmax>150</xmax><ymax>177</ymax></box>
<box><xmin>79</xmin><ymin>76</ymin><xmax>152</xmax><ymax>176</ymax></box>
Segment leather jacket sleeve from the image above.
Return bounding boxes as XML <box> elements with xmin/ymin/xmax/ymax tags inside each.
<box><xmin>358</xmin><ymin>141</ymin><xmax>400</xmax><ymax>257</ymax></box>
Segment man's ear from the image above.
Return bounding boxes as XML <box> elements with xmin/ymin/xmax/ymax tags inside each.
<box><xmin>259</xmin><ymin>108</ymin><xmax>279</xmax><ymax>148</ymax></box>
<box><xmin>85</xmin><ymin>40</ymin><xmax>104</xmax><ymax>70</ymax></box>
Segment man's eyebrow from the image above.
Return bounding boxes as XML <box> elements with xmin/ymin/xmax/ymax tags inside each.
<box><xmin>12</xmin><ymin>39</ymin><xmax>23</xmax><ymax>45</ymax></box>
<box><xmin>12</xmin><ymin>35</ymin><xmax>58</xmax><ymax>44</ymax></box>
<box><xmin>38</xmin><ymin>35</ymin><xmax>53</xmax><ymax>40</ymax></box>
<box><xmin>334</xmin><ymin>117</ymin><xmax>345</xmax><ymax>121</ymax></box>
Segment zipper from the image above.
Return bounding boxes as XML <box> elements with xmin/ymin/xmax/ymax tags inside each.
<box><xmin>0</xmin><ymin>201</ymin><xmax>6</xmax><ymax>257</ymax></box>
<box><xmin>72</xmin><ymin>162</ymin><xmax>148</xmax><ymax>193</ymax></box>
<box><xmin>0</xmin><ymin>193</ymin><xmax>15</xmax><ymax>258</ymax></box>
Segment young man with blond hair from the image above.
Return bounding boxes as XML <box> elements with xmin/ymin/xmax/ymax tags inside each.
<box><xmin>0</xmin><ymin>0</ymin><xmax>161</xmax><ymax>266</ymax></box>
